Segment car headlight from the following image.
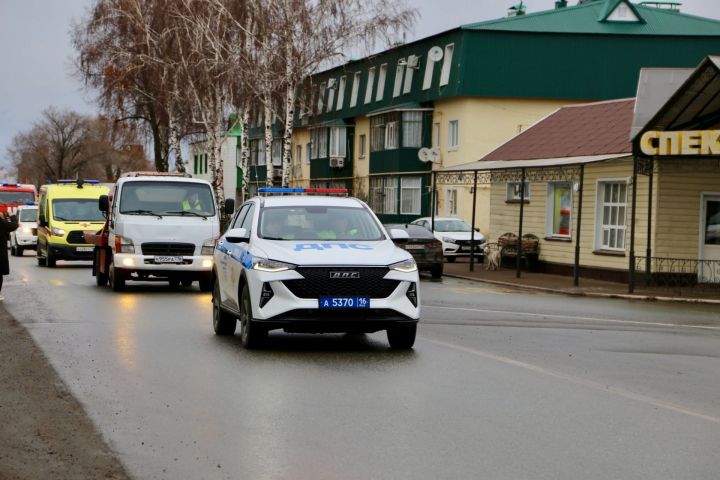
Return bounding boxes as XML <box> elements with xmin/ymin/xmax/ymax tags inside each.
<box><xmin>252</xmin><ymin>258</ymin><xmax>295</xmax><ymax>272</ymax></box>
<box><xmin>442</xmin><ymin>236</ymin><xmax>456</xmax><ymax>244</ymax></box>
<box><xmin>51</xmin><ymin>227</ymin><xmax>66</xmax><ymax>237</ymax></box>
<box><xmin>389</xmin><ymin>258</ymin><xmax>417</xmax><ymax>273</ymax></box>
<box><xmin>200</xmin><ymin>238</ymin><xmax>215</xmax><ymax>255</ymax></box>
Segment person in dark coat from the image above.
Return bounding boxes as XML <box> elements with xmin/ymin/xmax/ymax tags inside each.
<box><xmin>0</xmin><ymin>212</ymin><xmax>18</xmax><ymax>299</ymax></box>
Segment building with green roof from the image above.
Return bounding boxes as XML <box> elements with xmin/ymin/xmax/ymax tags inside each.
<box><xmin>276</xmin><ymin>0</ymin><xmax>720</xmax><ymax>226</ymax></box>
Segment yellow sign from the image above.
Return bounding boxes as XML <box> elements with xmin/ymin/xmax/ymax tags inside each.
<box><xmin>640</xmin><ymin>130</ymin><xmax>720</xmax><ymax>156</ymax></box>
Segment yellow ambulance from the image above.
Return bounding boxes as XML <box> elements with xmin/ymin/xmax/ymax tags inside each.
<box><xmin>37</xmin><ymin>180</ymin><xmax>110</xmax><ymax>267</ymax></box>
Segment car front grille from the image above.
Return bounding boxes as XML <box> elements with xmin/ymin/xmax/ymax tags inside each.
<box><xmin>66</xmin><ymin>230</ymin><xmax>89</xmax><ymax>244</ymax></box>
<box><xmin>141</xmin><ymin>242</ymin><xmax>196</xmax><ymax>256</ymax></box>
<box><xmin>283</xmin><ymin>266</ymin><xmax>400</xmax><ymax>299</ymax></box>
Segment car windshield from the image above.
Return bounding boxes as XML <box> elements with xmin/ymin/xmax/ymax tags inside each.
<box><xmin>434</xmin><ymin>219</ymin><xmax>472</xmax><ymax>232</ymax></box>
<box><xmin>18</xmin><ymin>208</ymin><xmax>37</xmax><ymax>222</ymax></box>
<box><xmin>119</xmin><ymin>181</ymin><xmax>215</xmax><ymax>217</ymax></box>
<box><xmin>52</xmin><ymin>199</ymin><xmax>105</xmax><ymax>221</ymax></box>
<box><xmin>0</xmin><ymin>191</ymin><xmax>34</xmax><ymax>204</ymax></box>
<box><xmin>259</xmin><ymin>206</ymin><xmax>385</xmax><ymax>241</ymax></box>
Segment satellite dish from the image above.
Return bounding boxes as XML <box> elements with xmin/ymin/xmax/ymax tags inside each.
<box><xmin>428</xmin><ymin>46</ymin><xmax>444</xmax><ymax>62</ymax></box>
<box><xmin>418</xmin><ymin>148</ymin><xmax>432</xmax><ymax>162</ymax></box>
<box><xmin>428</xmin><ymin>148</ymin><xmax>441</xmax><ymax>163</ymax></box>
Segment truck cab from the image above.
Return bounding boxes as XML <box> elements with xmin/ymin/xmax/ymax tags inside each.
<box><xmin>0</xmin><ymin>183</ymin><xmax>37</xmax><ymax>216</ymax></box>
<box><xmin>93</xmin><ymin>172</ymin><xmax>233</xmax><ymax>292</ymax></box>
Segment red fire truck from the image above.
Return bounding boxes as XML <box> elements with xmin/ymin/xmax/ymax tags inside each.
<box><xmin>0</xmin><ymin>183</ymin><xmax>37</xmax><ymax>215</ymax></box>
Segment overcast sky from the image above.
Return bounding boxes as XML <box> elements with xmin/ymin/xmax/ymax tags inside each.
<box><xmin>2</xmin><ymin>0</ymin><xmax>720</xmax><ymax>169</ymax></box>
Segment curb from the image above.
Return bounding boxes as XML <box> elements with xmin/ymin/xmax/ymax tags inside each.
<box><xmin>442</xmin><ymin>273</ymin><xmax>720</xmax><ymax>305</ymax></box>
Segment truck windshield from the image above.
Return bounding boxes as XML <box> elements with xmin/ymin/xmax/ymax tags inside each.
<box><xmin>0</xmin><ymin>191</ymin><xmax>34</xmax><ymax>204</ymax></box>
<box><xmin>18</xmin><ymin>208</ymin><xmax>38</xmax><ymax>222</ymax></box>
<box><xmin>119</xmin><ymin>181</ymin><xmax>216</xmax><ymax>217</ymax></box>
<box><xmin>258</xmin><ymin>206</ymin><xmax>385</xmax><ymax>241</ymax></box>
<box><xmin>52</xmin><ymin>200</ymin><xmax>105</xmax><ymax>221</ymax></box>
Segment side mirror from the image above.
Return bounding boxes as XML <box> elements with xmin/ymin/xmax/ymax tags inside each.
<box><xmin>224</xmin><ymin>227</ymin><xmax>249</xmax><ymax>243</ymax></box>
<box><xmin>38</xmin><ymin>215</ymin><xmax>46</xmax><ymax>227</ymax></box>
<box><xmin>224</xmin><ymin>198</ymin><xmax>235</xmax><ymax>216</ymax></box>
<box><xmin>99</xmin><ymin>195</ymin><xmax>109</xmax><ymax>213</ymax></box>
<box><xmin>389</xmin><ymin>228</ymin><xmax>409</xmax><ymax>244</ymax></box>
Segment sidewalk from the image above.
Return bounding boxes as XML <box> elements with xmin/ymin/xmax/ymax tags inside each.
<box><xmin>442</xmin><ymin>259</ymin><xmax>720</xmax><ymax>304</ymax></box>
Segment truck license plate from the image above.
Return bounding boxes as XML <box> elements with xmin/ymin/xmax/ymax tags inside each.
<box><xmin>76</xmin><ymin>246</ymin><xmax>94</xmax><ymax>252</ymax></box>
<box><xmin>154</xmin><ymin>255</ymin><xmax>183</xmax><ymax>264</ymax></box>
<box><xmin>318</xmin><ymin>297</ymin><xmax>370</xmax><ymax>309</ymax></box>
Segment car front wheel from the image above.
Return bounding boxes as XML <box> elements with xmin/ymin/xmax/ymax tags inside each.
<box><xmin>239</xmin><ymin>284</ymin><xmax>266</xmax><ymax>349</ymax></box>
<box><xmin>387</xmin><ymin>323</ymin><xmax>417</xmax><ymax>349</ymax></box>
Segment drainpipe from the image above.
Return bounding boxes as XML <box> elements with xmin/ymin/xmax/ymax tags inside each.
<box><xmin>629</xmin><ymin>156</ymin><xmax>638</xmax><ymax>293</ymax></box>
<box><xmin>645</xmin><ymin>158</ymin><xmax>654</xmax><ymax>286</ymax></box>
<box><xmin>431</xmin><ymin>171</ymin><xmax>436</xmax><ymax>232</ymax></box>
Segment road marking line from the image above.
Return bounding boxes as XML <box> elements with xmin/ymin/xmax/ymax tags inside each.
<box><xmin>422</xmin><ymin>305</ymin><xmax>720</xmax><ymax>331</ymax></box>
<box><xmin>423</xmin><ymin>337</ymin><xmax>720</xmax><ymax>424</ymax></box>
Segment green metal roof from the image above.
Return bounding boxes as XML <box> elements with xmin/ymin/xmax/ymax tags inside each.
<box><xmin>462</xmin><ymin>0</ymin><xmax>720</xmax><ymax>36</ymax></box>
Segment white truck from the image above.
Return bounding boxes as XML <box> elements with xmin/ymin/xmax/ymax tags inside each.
<box><xmin>89</xmin><ymin>172</ymin><xmax>234</xmax><ymax>292</ymax></box>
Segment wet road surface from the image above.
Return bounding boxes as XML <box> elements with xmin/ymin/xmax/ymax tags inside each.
<box><xmin>5</xmin><ymin>255</ymin><xmax>720</xmax><ymax>480</ymax></box>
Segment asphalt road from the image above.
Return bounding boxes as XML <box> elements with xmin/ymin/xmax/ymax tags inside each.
<box><xmin>5</xmin><ymin>254</ymin><xmax>720</xmax><ymax>480</ymax></box>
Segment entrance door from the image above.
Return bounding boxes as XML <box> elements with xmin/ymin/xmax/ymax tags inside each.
<box><xmin>700</xmin><ymin>195</ymin><xmax>720</xmax><ymax>283</ymax></box>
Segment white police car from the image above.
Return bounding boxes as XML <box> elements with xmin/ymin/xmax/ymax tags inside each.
<box><xmin>212</xmin><ymin>188</ymin><xmax>420</xmax><ymax>349</ymax></box>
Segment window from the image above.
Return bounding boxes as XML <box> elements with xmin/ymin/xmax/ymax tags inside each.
<box><xmin>422</xmin><ymin>48</ymin><xmax>437</xmax><ymax>91</ymax></box>
<box><xmin>448</xmin><ymin>120</ymin><xmax>459</xmax><ymax>149</ymax></box>
<box><xmin>194</xmin><ymin>154</ymin><xmax>199</xmax><ymax>175</ymax></box>
<box><xmin>385</xmin><ymin>120</ymin><xmax>399</xmax><ymax>150</ymax></box>
<box><xmin>401</xmin><ymin>177</ymin><xmax>422</xmax><ymax>215</ymax></box>
<box><xmin>440</xmin><ymin>44</ymin><xmax>454</xmax><ymax>86</ymax></box>
<box><xmin>329</xmin><ymin>127</ymin><xmax>347</xmax><ymax>158</ymax></box>
<box><xmin>327</xmin><ymin>80</ymin><xmax>336</xmax><ymax>113</ymax></box>
<box><xmin>546</xmin><ymin>182</ymin><xmax>573</xmax><ymax>237</ymax></box>
<box><xmin>507</xmin><ymin>181</ymin><xmax>530</xmax><ymax>202</ymax></box>
<box><xmin>596</xmin><ymin>181</ymin><xmax>628</xmax><ymax>251</ymax></box>
<box><xmin>365</xmin><ymin>67</ymin><xmax>375</xmax><ymax>105</ymax></box>
<box><xmin>250</xmin><ymin>140</ymin><xmax>259</xmax><ymax>166</ymax></box>
<box><xmin>446</xmin><ymin>188</ymin><xmax>457</xmax><ymax>216</ymax></box>
<box><xmin>271</xmin><ymin>139</ymin><xmax>282</xmax><ymax>166</ymax></box>
<box><xmin>370</xmin><ymin>115</ymin><xmax>386</xmax><ymax>152</ymax></box>
<box><xmin>393</xmin><ymin>61</ymin><xmax>405</xmax><ymax>98</ymax></box>
<box><xmin>317</xmin><ymin>82</ymin><xmax>326</xmax><ymax>112</ymax></box>
<box><xmin>403</xmin><ymin>56</ymin><xmax>417</xmax><ymax>94</ymax></box>
<box><xmin>376</xmin><ymin>64</ymin><xmax>387</xmax><ymax>101</ymax></box>
<box><xmin>336</xmin><ymin>76</ymin><xmax>346</xmax><ymax>111</ymax></box>
<box><xmin>359</xmin><ymin>134</ymin><xmax>366</xmax><ymax>158</ymax></box>
<box><xmin>311</xmin><ymin>128</ymin><xmax>329</xmax><ymax>159</ymax></box>
<box><xmin>370</xmin><ymin>176</ymin><xmax>398</xmax><ymax>214</ymax></box>
<box><xmin>402</xmin><ymin>111</ymin><xmax>422</xmax><ymax>148</ymax></box>
<box><xmin>257</xmin><ymin>139</ymin><xmax>266</xmax><ymax>166</ymax></box>
<box><xmin>350</xmin><ymin>72</ymin><xmax>361</xmax><ymax>108</ymax></box>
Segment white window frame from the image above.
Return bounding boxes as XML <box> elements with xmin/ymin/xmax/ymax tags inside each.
<box><xmin>385</xmin><ymin>120</ymin><xmax>399</xmax><ymax>150</ymax></box>
<box><xmin>383</xmin><ymin>176</ymin><xmax>398</xmax><ymax>214</ymax></box>
<box><xmin>422</xmin><ymin>49</ymin><xmax>437</xmax><ymax>91</ymax></box>
<box><xmin>448</xmin><ymin>120</ymin><xmax>459</xmax><ymax>150</ymax></box>
<box><xmin>546</xmin><ymin>182</ymin><xmax>573</xmax><ymax>238</ymax></box>
<box><xmin>400</xmin><ymin>176</ymin><xmax>422</xmax><ymax>215</ymax></box>
<box><xmin>257</xmin><ymin>139</ymin><xmax>266</xmax><ymax>166</ymax></box>
<box><xmin>329</xmin><ymin>127</ymin><xmax>347</xmax><ymax>158</ymax></box>
<box><xmin>403</xmin><ymin>57</ymin><xmax>416</xmax><ymax>94</ymax></box>
<box><xmin>376</xmin><ymin>63</ymin><xmax>388</xmax><ymax>102</ymax></box>
<box><xmin>350</xmin><ymin>72</ymin><xmax>361</xmax><ymax>108</ymax></box>
<box><xmin>595</xmin><ymin>180</ymin><xmax>629</xmax><ymax>252</ymax></box>
<box><xmin>317</xmin><ymin>82</ymin><xmax>326</xmax><ymax>112</ymax></box>
<box><xmin>365</xmin><ymin>67</ymin><xmax>376</xmax><ymax>105</ymax></box>
<box><xmin>393</xmin><ymin>60</ymin><xmax>405</xmax><ymax>98</ymax></box>
<box><xmin>440</xmin><ymin>44</ymin><xmax>454</xmax><ymax>87</ymax></box>
<box><xmin>326</xmin><ymin>80</ymin><xmax>336</xmax><ymax>113</ymax></box>
<box><xmin>506</xmin><ymin>181</ymin><xmax>530</xmax><ymax>202</ymax></box>
<box><xmin>402</xmin><ymin>111</ymin><xmax>423</xmax><ymax>148</ymax></box>
<box><xmin>336</xmin><ymin>76</ymin><xmax>346</xmax><ymax>111</ymax></box>
<box><xmin>446</xmin><ymin>188</ymin><xmax>458</xmax><ymax>216</ymax></box>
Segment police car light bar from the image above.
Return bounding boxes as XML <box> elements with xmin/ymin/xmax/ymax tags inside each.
<box><xmin>258</xmin><ymin>187</ymin><xmax>348</xmax><ymax>196</ymax></box>
<box><xmin>1</xmin><ymin>183</ymin><xmax>22</xmax><ymax>187</ymax></box>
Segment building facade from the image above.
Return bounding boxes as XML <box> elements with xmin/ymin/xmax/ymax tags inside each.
<box><xmin>290</xmin><ymin>0</ymin><xmax>720</xmax><ymax>229</ymax></box>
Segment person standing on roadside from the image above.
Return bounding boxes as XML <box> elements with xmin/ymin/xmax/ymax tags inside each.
<box><xmin>0</xmin><ymin>211</ymin><xmax>18</xmax><ymax>300</ymax></box>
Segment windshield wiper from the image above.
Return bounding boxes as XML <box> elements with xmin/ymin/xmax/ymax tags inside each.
<box><xmin>122</xmin><ymin>209</ymin><xmax>163</xmax><ymax>219</ymax></box>
<box><xmin>164</xmin><ymin>210</ymin><xmax>209</xmax><ymax>219</ymax></box>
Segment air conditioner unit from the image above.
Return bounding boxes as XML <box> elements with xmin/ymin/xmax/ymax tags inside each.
<box><xmin>329</xmin><ymin>158</ymin><xmax>345</xmax><ymax>168</ymax></box>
